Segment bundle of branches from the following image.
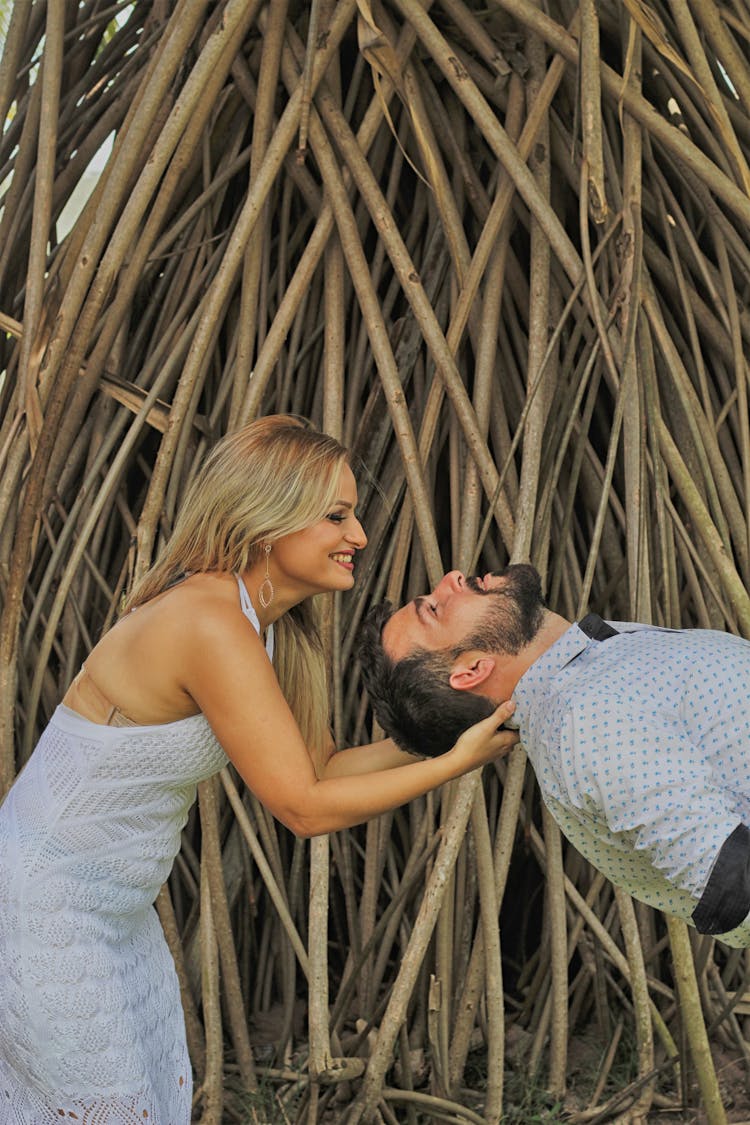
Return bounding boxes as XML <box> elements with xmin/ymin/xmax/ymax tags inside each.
<box><xmin>2</xmin><ymin>1</ymin><xmax>750</xmax><ymax>1121</ymax></box>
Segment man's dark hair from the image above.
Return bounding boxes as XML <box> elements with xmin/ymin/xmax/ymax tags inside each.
<box><xmin>357</xmin><ymin>603</ymin><xmax>495</xmax><ymax>758</ymax></box>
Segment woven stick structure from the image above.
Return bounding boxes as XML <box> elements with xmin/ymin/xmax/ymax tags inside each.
<box><xmin>2</xmin><ymin>1</ymin><xmax>750</xmax><ymax>1121</ymax></box>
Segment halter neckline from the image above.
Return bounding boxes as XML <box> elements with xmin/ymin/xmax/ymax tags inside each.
<box><xmin>234</xmin><ymin>573</ymin><xmax>274</xmax><ymax>662</ymax></box>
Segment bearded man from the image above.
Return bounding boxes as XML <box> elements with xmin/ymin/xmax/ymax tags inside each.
<box><xmin>358</xmin><ymin>565</ymin><xmax>750</xmax><ymax>946</ymax></box>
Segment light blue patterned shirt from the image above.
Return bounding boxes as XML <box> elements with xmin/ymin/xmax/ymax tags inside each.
<box><xmin>512</xmin><ymin>621</ymin><xmax>750</xmax><ymax>946</ymax></box>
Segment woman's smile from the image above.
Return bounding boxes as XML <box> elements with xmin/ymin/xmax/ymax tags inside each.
<box><xmin>331</xmin><ymin>551</ymin><xmax>355</xmax><ymax>572</ymax></box>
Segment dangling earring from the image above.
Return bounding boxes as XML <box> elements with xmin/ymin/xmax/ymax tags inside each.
<box><xmin>258</xmin><ymin>543</ymin><xmax>274</xmax><ymax>609</ymax></box>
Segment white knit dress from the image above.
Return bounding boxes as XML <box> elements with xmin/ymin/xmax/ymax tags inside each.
<box><xmin>0</xmin><ymin>578</ymin><xmax>272</xmax><ymax>1124</ymax></box>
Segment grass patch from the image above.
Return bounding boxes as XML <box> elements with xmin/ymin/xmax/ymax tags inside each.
<box><xmin>224</xmin><ymin>1073</ymin><xmax>304</xmax><ymax>1124</ymax></box>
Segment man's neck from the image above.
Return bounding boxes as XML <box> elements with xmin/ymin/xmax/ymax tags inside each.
<box><xmin>525</xmin><ymin>611</ymin><xmax>572</xmax><ymax>666</ymax></box>
<box><xmin>485</xmin><ymin>611</ymin><xmax>572</xmax><ymax>701</ymax></box>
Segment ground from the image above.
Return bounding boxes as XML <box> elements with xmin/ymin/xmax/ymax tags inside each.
<box><xmin>220</xmin><ymin>1026</ymin><xmax>750</xmax><ymax>1122</ymax></box>
<box><xmin>560</xmin><ymin>1033</ymin><xmax>750</xmax><ymax>1124</ymax></box>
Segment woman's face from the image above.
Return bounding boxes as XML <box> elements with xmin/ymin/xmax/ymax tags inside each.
<box><xmin>270</xmin><ymin>463</ymin><xmax>367</xmax><ymax>597</ymax></box>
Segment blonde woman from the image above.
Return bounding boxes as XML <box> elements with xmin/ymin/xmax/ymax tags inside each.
<box><xmin>0</xmin><ymin>415</ymin><xmax>517</xmax><ymax>1125</ymax></box>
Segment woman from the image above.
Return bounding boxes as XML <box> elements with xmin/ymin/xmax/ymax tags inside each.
<box><xmin>0</xmin><ymin>415</ymin><xmax>517</xmax><ymax>1123</ymax></box>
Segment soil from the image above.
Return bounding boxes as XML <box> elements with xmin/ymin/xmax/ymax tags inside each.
<box><xmin>560</xmin><ymin>1033</ymin><xmax>750</xmax><ymax>1124</ymax></box>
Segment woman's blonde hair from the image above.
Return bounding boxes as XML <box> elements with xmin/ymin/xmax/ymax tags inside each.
<box><xmin>126</xmin><ymin>415</ymin><xmax>350</xmax><ymax>758</ymax></box>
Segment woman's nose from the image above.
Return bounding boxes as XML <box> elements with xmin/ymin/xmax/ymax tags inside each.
<box><xmin>346</xmin><ymin>518</ymin><xmax>367</xmax><ymax>549</ymax></box>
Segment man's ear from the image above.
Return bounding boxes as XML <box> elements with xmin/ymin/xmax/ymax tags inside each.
<box><xmin>449</xmin><ymin>653</ymin><xmax>496</xmax><ymax>692</ymax></box>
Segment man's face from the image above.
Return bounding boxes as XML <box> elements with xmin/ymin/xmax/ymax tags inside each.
<box><xmin>382</xmin><ymin>564</ymin><xmax>545</xmax><ymax>662</ymax></box>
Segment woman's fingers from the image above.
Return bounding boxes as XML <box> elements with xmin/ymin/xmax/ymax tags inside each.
<box><xmin>489</xmin><ymin>699</ymin><xmax>516</xmax><ymax>728</ymax></box>
<box><xmin>470</xmin><ymin>699</ymin><xmax>516</xmax><ymax>735</ymax></box>
<box><xmin>453</xmin><ymin>699</ymin><xmax>519</xmax><ymax>767</ymax></box>
<box><xmin>489</xmin><ymin>727</ymin><xmax>520</xmax><ymax>755</ymax></box>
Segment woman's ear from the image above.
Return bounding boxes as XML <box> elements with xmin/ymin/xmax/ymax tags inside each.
<box><xmin>448</xmin><ymin>654</ymin><xmax>496</xmax><ymax>692</ymax></box>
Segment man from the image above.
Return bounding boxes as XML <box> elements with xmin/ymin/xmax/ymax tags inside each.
<box><xmin>358</xmin><ymin>564</ymin><xmax>750</xmax><ymax>946</ymax></box>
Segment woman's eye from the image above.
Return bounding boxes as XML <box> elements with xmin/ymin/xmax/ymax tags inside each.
<box><xmin>327</xmin><ymin>512</ymin><xmax>346</xmax><ymax>523</ymax></box>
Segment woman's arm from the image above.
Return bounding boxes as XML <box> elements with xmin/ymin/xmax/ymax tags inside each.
<box><xmin>321</xmin><ymin>737</ymin><xmax>416</xmax><ymax>778</ymax></box>
<box><xmin>184</xmin><ymin>608</ymin><xmax>517</xmax><ymax>836</ymax></box>
<box><xmin>293</xmin><ymin>706</ymin><xmax>515</xmax><ymax>834</ymax></box>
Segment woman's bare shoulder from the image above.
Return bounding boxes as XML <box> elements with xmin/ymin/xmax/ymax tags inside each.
<box><xmin>76</xmin><ymin>573</ymin><xmax>262</xmax><ymax>724</ymax></box>
<box><xmin>119</xmin><ymin>572</ymin><xmax>246</xmax><ymax>636</ymax></box>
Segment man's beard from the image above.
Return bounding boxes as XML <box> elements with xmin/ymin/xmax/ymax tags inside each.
<box><xmin>460</xmin><ymin>564</ymin><xmax>546</xmax><ymax>656</ymax></box>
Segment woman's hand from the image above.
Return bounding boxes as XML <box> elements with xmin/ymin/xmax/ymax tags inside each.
<box><xmin>448</xmin><ymin>701</ymin><xmax>519</xmax><ymax>773</ymax></box>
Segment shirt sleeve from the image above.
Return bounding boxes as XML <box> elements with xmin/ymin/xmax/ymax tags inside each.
<box><xmin>692</xmin><ymin>825</ymin><xmax>750</xmax><ymax>934</ymax></box>
<box><xmin>566</xmin><ymin>697</ymin><xmax>747</xmax><ymax>931</ymax></box>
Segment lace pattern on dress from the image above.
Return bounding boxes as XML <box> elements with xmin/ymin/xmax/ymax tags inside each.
<box><xmin>0</xmin><ymin>1062</ymin><xmax>190</xmax><ymax>1124</ymax></box>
